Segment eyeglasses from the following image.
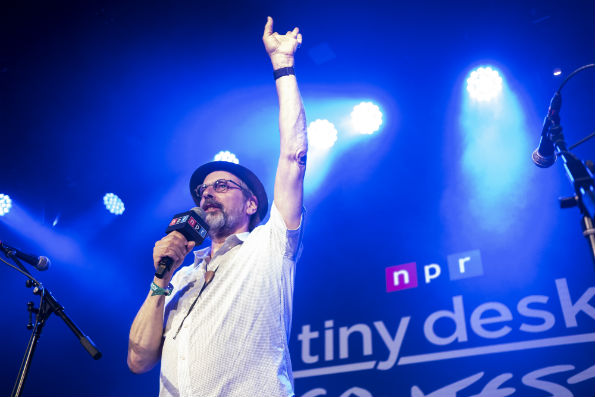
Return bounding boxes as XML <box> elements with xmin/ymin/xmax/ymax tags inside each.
<box><xmin>194</xmin><ymin>179</ymin><xmax>247</xmax><ymax>200</ymax></box>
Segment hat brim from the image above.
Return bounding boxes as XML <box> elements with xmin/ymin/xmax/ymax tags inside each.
<box><xmin>189</xmin><ymin>161</ymin><xmax>268</xmax><ymax>224</ymax></box>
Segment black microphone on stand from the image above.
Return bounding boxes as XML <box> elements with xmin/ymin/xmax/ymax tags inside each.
<box><xmin>532</xmin><ymin>92</ymin><xmax>562</xmax><ymax>168</ymax></box>
<box><xmin>155</xmin><ymin>207</ymin><xmax>209</xmax><ymax>279</ymax></box>
<box><xmin>0</xmin><ymin>241</ymin><xmax>51</xmax><ymax>271</ymax></box>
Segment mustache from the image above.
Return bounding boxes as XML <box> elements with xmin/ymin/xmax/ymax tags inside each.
<box><xmin>202</xmin><ymin>198</ymin><xmax>223</xmax><ymax>211</ymax></box>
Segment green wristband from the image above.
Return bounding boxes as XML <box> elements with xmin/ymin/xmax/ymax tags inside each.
<box><xmin>151</xmin><ymin>281</ymin><xmax>173</xmax><ymax>296</ymax></box>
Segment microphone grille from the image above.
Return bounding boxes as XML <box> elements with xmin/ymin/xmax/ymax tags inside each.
<box><xmin>37</xmin><ymin>256</ymin><xmax>51</xmax><ymax>271</ymax></box>
<box><xmin>190</xmin><ymin>207</ymin><xmax>206</xmax><ymax>219</ymax></box>
<box><xmin>532</xmin><ymin>148</ymin><xmax>556</xmax><ymax>168</ymax></box>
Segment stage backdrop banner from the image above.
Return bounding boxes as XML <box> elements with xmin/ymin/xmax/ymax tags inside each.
<box><xmin>291</xmin><ymin>247</ymin><xmax>595</xmax><ymax>397</ymax></box>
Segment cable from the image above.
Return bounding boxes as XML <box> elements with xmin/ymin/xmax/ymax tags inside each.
<box><xmin>568</xmin><ymin>131</ymin><xmax>595</xmax><ymax>151</ymax></box>
<box><xmin>0</xmin><ymin>256</ymin><xmax>40</xmax><ymax>285</ymax></box>
<box><xmin>552</xmin><ymin>64</ymin><xmax>595</xmax><ymax>157</ymax></box>
<box><xmin>557</xmin><ymin>64</ymin><xmax>594</xmax><ymax>93</ymax></box>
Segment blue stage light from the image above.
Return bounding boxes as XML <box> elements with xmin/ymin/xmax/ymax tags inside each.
<box><xmin>0</xmin><ymin>194</ymin><xmax>12</xmax><ymax>216</ymax></box>
<box><xmin>466</xmin><ymin>66</ymin><xmax>503</xmax><ymax>102</ymax></box>
<box><xmin>214</xmin><ymin>150</ymin><xmax>239</xmax><ymax>164</ymax></box>
<box><xmin>350</xmin><ymin>102</ymin><xmax>383</xmax><ymax>135</ymax></box>
<box><xmin>103</xmin><ymin>193</ymin><xmax>125</xmax><ymax>215</ymax></box>
<box><xmin>308</xmin><ymin>119</ymin><xmax>338</xmax><ymax>149</ymax></box>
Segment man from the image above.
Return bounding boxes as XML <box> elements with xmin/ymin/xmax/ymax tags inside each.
<box><xmin>127</xmin><ymin>17</ymin><xmax>307</xmax><ymax>397</ymax></box>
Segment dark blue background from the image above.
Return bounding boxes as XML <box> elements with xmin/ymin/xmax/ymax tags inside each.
<box><xmin>1</xmin><ymin>1</ymin><xmax>593</xmax><ymax>396</ymax></box>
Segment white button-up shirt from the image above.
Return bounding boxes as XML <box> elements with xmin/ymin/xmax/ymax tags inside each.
<box><xmin>159</xmin><ymin>203</ymin><xmax>303</xmax><ymax>397</ymax></box>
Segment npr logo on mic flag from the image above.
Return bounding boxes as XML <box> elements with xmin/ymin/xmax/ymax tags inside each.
<box><xmin>196</xmin><ymin>224</ymin><xmax>207</xmax><ymax>238</ymax></box>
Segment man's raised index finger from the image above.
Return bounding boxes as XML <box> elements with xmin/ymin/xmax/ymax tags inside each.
<box><xmin>263</xmin><ymin>16</ymin><xmax>273</xmax><ymax>36</ymax></box>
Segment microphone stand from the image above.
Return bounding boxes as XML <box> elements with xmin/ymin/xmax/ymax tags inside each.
<box><xmin>1</xmin><ymin>253</ymin><xmax>102</xmax><ymax>397</ymax></box>
<box><xmin>547</xmin><ymin>121</ymin><xmax>595</xmax><ymax>264</ymax></box>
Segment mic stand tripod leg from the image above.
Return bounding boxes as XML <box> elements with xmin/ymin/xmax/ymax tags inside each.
<box><xmin>10</xmin><ymin>280</ymin><xmax>102</xmax><ymax>396</ymax></box>
<box><xmin>11</xmin><ymin>286</ymin><xmax>51</xmax><ymax>397</ymax></box>
<box><xmin>4</xmin><ymin>252</ymin><xmax>103</xmax><ymax>396</ymax></box>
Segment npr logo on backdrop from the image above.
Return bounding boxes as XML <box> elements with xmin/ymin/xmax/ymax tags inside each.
<box><xmin>386</xmin><ymin>250</ymin><xmax>483</xmax><ymax>292</ymax></box>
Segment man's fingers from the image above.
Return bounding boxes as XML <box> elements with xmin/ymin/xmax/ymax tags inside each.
<box><xmin>186</xmin><ymin>241</ymin><xmax>196</xmax><ymax>254</ymax></box>
<box><xmin>168</xmin><ymin>231</ymin><xmax>187</xmax><ymax>242</ymax></box>
<box><xmin>159</xmin><ymin>243</ymin><xmax>186</xmax><ymax>262</ymax></box>
<box><xmin>154</xmin><ymin>231</ymin><xmax>190</xmax><ymax>263</ymax></box>
<box><xmin>297</xmin><ymin>33</ymin><xmax>303</xmax><ymax>46</ymax></box>
<box><xmin>163</xmin><ymin>248</ymin><xmax>183</xmax><ymax>262</ymax></box>
<box><xmin>292</xmin><ymin>27</ymin><xmax>299</xmax><ymax>37</ymax></box>
<box><xmin>263</xmin><ymin>16</ymin><xmax>273</xmax><ymax>37</ymax></box>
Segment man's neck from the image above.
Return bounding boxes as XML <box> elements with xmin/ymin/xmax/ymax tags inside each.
<box><xmin>209</xmin><ymin>225</ymin><xmax>249</xmax><ymax>258</ymax></box>
<box><xmin>209</xmin><ymin>239</ymin><xmax>227</xmax><ymax>258</ymax></box>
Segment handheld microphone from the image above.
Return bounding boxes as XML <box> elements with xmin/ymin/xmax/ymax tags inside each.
<box><xmin>155</xmin><ymin>207</ymin><xmax>209</xmax><ymax>279</ymax></box>
<box><xmin>532</xmin><ymin>92</ymin><xmax>561</xmax><ymax>168</ymax></box>
<box><xmin>0</xmin><ymin>241</ymin><xmax>51</xmax><ymax>271</ymax></box>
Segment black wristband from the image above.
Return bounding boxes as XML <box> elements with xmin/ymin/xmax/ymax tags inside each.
<box><xmin>273</xmin><ymin>67</ymin><xmax>295</xmax><ymax>80</ymax></box>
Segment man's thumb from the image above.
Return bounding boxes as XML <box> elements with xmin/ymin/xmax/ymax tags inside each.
<box><xmin>186</xmin><ymin>241</ymin><xmax>196</xmax><ymax>253</ymax></box>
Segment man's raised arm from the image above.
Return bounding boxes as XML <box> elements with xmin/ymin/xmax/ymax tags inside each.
<box><xmin>263</xmin><ymin>17</ymin><xmax>307</xmax><ymax>229</ymax></box>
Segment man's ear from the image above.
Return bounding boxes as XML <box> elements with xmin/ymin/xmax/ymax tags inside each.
<box><xmin>246</xmin><ymin>196</ymin><xmax>258</xmax><ymax>216</ymax></box>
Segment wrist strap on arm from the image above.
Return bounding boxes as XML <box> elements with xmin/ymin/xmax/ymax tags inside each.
<box><xmin>273</xmin><ymin>67</ymin><xmax>295</xmax><ymax>80</ymax></box>
<box><xmin>150</xmin><ymin>281</ymin><xmax>173</xmax><ymax>296</ymax></box>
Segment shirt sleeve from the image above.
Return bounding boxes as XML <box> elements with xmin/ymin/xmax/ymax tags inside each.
<box><xmin>264</xmin><ymin>201</ymin><xmax>305</xmax><ymax>262</ymax></box>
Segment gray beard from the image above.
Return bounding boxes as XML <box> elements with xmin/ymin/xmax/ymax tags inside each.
<box><xmin>205</xmin><ymin>209</ymin><xmax>241</xmax><ymax>240</ymax></box>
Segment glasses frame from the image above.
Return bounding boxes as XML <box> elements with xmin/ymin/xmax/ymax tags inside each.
<box><xmin>194</xmin><ymin>179</ymin><xmax>249</xmax><ymax>200</ymax></box>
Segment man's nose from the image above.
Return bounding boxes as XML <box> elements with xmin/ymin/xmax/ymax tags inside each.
<box><xmin>200</xmin><ymin>187</ymin><xmax>215</xmax><ymax>203</ymax></box>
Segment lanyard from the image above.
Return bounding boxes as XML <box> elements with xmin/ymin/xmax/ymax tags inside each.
<box><xmin>172</xmin><ymin>267</ymin><xmax>217</xmax><ymax>340</ymax></box>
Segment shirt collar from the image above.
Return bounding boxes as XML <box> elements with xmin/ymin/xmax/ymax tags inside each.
<box><xmin>194</xmin><ymin>246</ymin><xmax>211</xmax><ymax>263</ymax></box>
<box><xmin>235</xmin><ymin>232</ymin><xmax>250</xmax><ymax>242</ymax></box>
<box><xmin>193</xmin><ymin>232</ymin><xmax>250</xmax><ymax>265</ymax></box>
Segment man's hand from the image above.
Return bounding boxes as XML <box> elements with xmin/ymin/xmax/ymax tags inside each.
<box><xmin>152</xmin><ymin>231</ymin><xmax>195</xmax><ymax>286</ymax></box>
<box><xmin>263</xmin><ymin>16</ymin><xmax>303</xmax><ymax>69</ymax></box>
